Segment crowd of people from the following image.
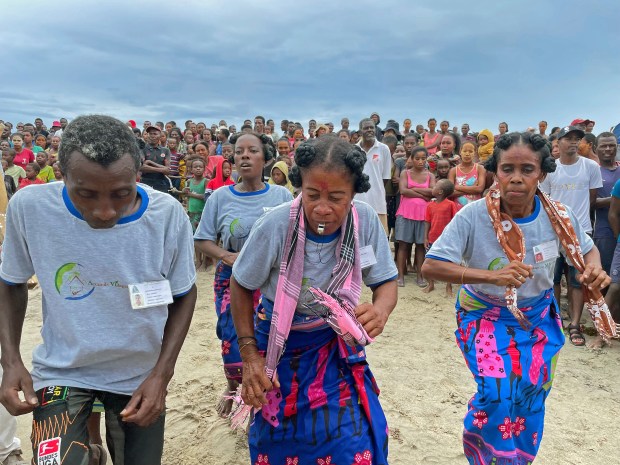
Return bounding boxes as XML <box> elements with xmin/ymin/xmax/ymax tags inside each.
<box><xmin>0</xmin><ymin>112</ymin><xmax>618</xmax><ymax>465</ymax></box>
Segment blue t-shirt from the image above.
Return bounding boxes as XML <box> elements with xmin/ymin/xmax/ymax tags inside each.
<box><xmin>594</xmin><ymin>166</ymin><xmax>620</xmax><ymax>239</ymax></box>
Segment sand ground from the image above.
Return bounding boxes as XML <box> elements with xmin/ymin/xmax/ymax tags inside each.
<box><xmin>14</xmin><ymin>270</ymin><xmax>620</xmax><ymax>464</ymax></box>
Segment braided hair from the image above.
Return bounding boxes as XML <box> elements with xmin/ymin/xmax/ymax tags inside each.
<box><xmin>484</xmin><ymin>132</ymin><xmax>556</xmax><ymax>174</ymax></box>
<box><xmin>289</xmin><ymin>137</ymin><xmax>370</xmax><ymax>193</ymax></box>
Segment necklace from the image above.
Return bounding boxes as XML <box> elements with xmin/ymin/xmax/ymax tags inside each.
<box><xmin>236</xmin><ymin>182</ymin><xmax>265</xmax><ymax>193</ymax></box>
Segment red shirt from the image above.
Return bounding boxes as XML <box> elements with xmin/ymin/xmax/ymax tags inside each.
<box><xmin>425</xmin><ymin>199</ymin><xmax>457</xmax><ymax>243</ymax></box>
<box><xmin>18</xmin><ymin>177</ymin><xmax>45</xmax><ymax>189</ymax></box>
<box><xmin>13</xmin><ymin>149</ymin><xmax>35</xmax><ymax>169</ymax></box>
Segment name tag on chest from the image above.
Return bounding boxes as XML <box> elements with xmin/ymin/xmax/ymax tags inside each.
<box><xmin>533</xmin><ymin>240</ymin><xmax>559</xmax><ymax>264</ymax></box>
<box><xmin>129</xmin><ymin>280</ymin><xmax>174</xmax><ymax>309</ymax></box>
<box><xmin>359</xmin><ymin>245</ymin><xmax>377</xmax><ymax>269</ymax></box>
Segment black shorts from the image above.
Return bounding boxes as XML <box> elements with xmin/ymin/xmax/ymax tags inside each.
<box><xmin>32</xmin><ymin>386</ymin><xmax>165</xmax><ymax>465</ymax></box>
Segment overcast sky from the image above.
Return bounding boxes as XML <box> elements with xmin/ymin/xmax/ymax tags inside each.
<box><xmin>2</xmin><ymin>0</ymin><xmax>619</xmax><ymax>133</ymax></box>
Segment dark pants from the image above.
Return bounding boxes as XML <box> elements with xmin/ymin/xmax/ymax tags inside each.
<box><xmin>32</xmin><ymin>386</ymin><xmax>165</xmax><ymax>465</ymax></box>
<box><xmin>140</xmin><ymin>178</ymin><xmax>170</xmax><ymax>193</ymax></box>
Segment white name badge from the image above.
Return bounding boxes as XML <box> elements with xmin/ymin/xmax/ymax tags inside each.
<box><xmin>359</xmin><ymin>245</ymin><xmax>377</xmax><ymax>269</ymax></box>
<box><xmin>533</xmin><ymin>240</ymin><xmax>559</xmax><ymax>264</ymax></box>
<box><xmin>128</xmin><ymin>280</ymin><xmax>174</xmax><ymax>310</ymax></box>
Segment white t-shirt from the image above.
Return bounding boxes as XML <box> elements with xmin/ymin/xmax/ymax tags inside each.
<box><xmin>539</xmin><ymin>156</ymin><xmax>602</xmax><ymax>233</ymax></box>
<box><xmin>427</xmin><ymin>196</ymin><xmax>593</xmax><ymax>303</ymax></box>
<box><xmin>355</xmin><ymin>139</ymin><xmax>392</xmax><ymax>214</ymax></box>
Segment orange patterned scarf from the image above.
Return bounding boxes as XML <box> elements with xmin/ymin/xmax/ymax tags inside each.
<box><xmin>486</xmin><ymin>187</ymin><xmax>620</xmax><ymax>341</ymax></box>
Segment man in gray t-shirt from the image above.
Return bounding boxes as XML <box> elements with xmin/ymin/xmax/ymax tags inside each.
<box><xmin>0</xmin><ymin>115</ymin><xmax>196</xmax><ymax>465</ymax></box>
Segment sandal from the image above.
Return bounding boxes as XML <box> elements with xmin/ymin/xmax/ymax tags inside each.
<box><xmin>567</xmin><ymin>324</ymin><xmax>585</xmax><ymax>347</ymax></box>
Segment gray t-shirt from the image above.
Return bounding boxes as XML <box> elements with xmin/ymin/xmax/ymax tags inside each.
<box><xmin>232</xmin><ymin>200</ymin><xmax>397</xmax><ymax>314</ymax></box>
<box><xmin>194</xmin><ymin>183</ymin><xmax>292</xmax><ymax>252</ymax></box>
<box><xmin>0</xmin><ymin>182</ymin><xmax>196</xmax><ymax>395</ymax></box>
<box><xmin>427</xmin><ymin>196</ymin><xmax>593</xmax><ymax>303</ymax></box>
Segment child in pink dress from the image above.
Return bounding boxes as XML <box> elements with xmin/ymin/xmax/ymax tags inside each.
<box><xmin>395</xmin><ymin>147</ymin><xmax>435</xmax><ymax>287</ymax></box>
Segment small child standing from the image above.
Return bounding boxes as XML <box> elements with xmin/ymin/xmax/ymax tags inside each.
<box><xmin>423</xmin><ymin>179</ymin><xmax>458</xmax><ymax>296</ymax></box>
<box><xmin>36</xmin><ymin>151</ymin><xmax>55</xmax><ymax>183</ymax></box>
<box><xmin>19</xmin><ymin>162</ymin><xmax>45</xmax><ymax>189</ymax></box>
<box><xmin>395</xmin><ymin>146</ymin><xmax>435</xmax><ymax>287</ymax></box>
<box><xmin>183</xmin><ymin>158</ymin><xmax>209</xmax><ymax>271</ymax></box>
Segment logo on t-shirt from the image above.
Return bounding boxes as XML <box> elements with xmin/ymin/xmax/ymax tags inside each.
<box><xmin>54</xmin><ymin>262</ymin><xmax>126</xmax><ymax>300</ymax></box>
<box><xmin>54</xmin><ymin>263</ymin><xmax>95</xmax><ymax>300</ymax></box>
<box><xmin>229</xmin><ymin>218</ymin><xmax>251</xmax><ymax>239</ymax></box>
<box><xmin>372</xmin><ymin>154</ymin><xmax>379</xmax><ymax>162</ymax></box>
<box><xmin>488</xmin><ymin>257</ymin><xmax>508</xmax><ymax>271</ymax></box>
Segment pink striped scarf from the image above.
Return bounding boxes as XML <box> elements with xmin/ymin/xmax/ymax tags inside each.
<box><xmin>265</xmin><ymin>194</ymin><xmax>368</xmax><ymax>381</ymax></box>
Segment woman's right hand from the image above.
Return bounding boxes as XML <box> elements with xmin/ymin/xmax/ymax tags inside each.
<box><xmin>240</xmin><ymin>350</ymin><xmax>279</xmax><ymax>409</ymax></box>
<box><xmin>489</xmin><ymin>261</ymin><xmax>534</xmax><ymax>287</ymax></box>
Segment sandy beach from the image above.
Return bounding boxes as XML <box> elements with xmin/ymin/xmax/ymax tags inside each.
<box><xmin>14</xmin><ymin>270</ymin><xmax>620</xmax><ymax>464</ymax></box>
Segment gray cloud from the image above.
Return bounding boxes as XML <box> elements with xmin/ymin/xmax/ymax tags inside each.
<box><xmin>2</xmin><ymin>0</ymin><xmax>619</xmax><ymax>133</ymax></box>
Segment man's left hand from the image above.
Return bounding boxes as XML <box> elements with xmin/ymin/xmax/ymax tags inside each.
<box><xmin>120</xmin><ymin>373</ymin><xmax>168</xmax><ymax>427</ymax></box>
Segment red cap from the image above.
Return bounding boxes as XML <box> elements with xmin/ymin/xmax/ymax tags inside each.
<box><xmin>571</xmin><ymin>118</ymin><xmax>594</xmax><ymax>126</ymax></box>
<box><xmin>51</xmin><ymin>120</ymin><xmax>61</xmax><ymax>128</ymax></box>
<box><xmin>128</xmin><ymin>119</ymin><xmax>136</xmax><ymax>128</ymax></box>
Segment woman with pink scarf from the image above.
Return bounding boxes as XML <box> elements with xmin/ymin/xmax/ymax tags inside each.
<box><xmin>230</xmin><ymin>137</ymin><xmax>398</xmax><ymax>465</ymax></box>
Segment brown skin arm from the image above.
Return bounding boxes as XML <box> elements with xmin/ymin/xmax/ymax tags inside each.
<box><xmin>450</xmin><ymin>165</ymin><xmax>486</xmax><ymax>196</ymax></box>
<box><xmin>0</xmin><ymin>282</ymin><xmax>38</xmax><ymax>416</ymax></box>
<box><xmin>141</xmin><ymin>158</ymin><xmax>171</xmax><ymax>175</ymax></box>
<box><xmin>230</xmin><ymin>276</ymin><xmax>275</xmax><ymax>409</ymax></box>
<box><xmin>399</xmin><ymin>170</ymin><xmax>433</xmax><ymax>199</ymax></box>
<box><xmin>195</xmin><ymin>239</ymin><xmax>238</xmax><ymax>267</ymax></box>
<box><xmin>421</xmin><ymin>258</ymin><xmax>534</xmax><ymax>287</ymax></box>
<box><xmin>594</xmin><ymin>197</ymin><xmax>611</xmax><ymax>209</ymax></box>
<box><xmin>121</xmin><ymin>284</ymin><xmax>197</xmax><ymax>426</ymax></box>
<box><xmin>355</xmin><ymin>280</ymin><xmax>398</xmax><ymax>338</ymax></box>
<box><xmin>589</xmin><ymin>188</ymin><xmax>597</xmax><ymax>210</ymax></box>
<box><xmin>579</xmin><ymin>246</ymin><xmax>611</xmax><ymax>290</ymax></box>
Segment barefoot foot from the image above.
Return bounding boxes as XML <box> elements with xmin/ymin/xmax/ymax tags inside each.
<box><xmin>216</xmin><ymin>380</ymin><xmax>239</xmax><ymax>417</ymax></box>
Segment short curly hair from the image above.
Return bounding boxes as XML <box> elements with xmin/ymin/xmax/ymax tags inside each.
<box><xmin>58</xmin><ymin>115</ymin><xmax>141</xmax><ymax>173</ymax></box>
<box><xmin>289</xmin><ymin>137</ymin><xmax>370</xmax><ymax>193</ymax></box>
<box><xmin>228</xmin><ymin>131</ymin><xmax>274</xmax><ymax>163</ymax></box>
<box><xmin>484</xmin><ymin>132</ymin><xmax>556</xmax><ymax>174</ymax></box>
